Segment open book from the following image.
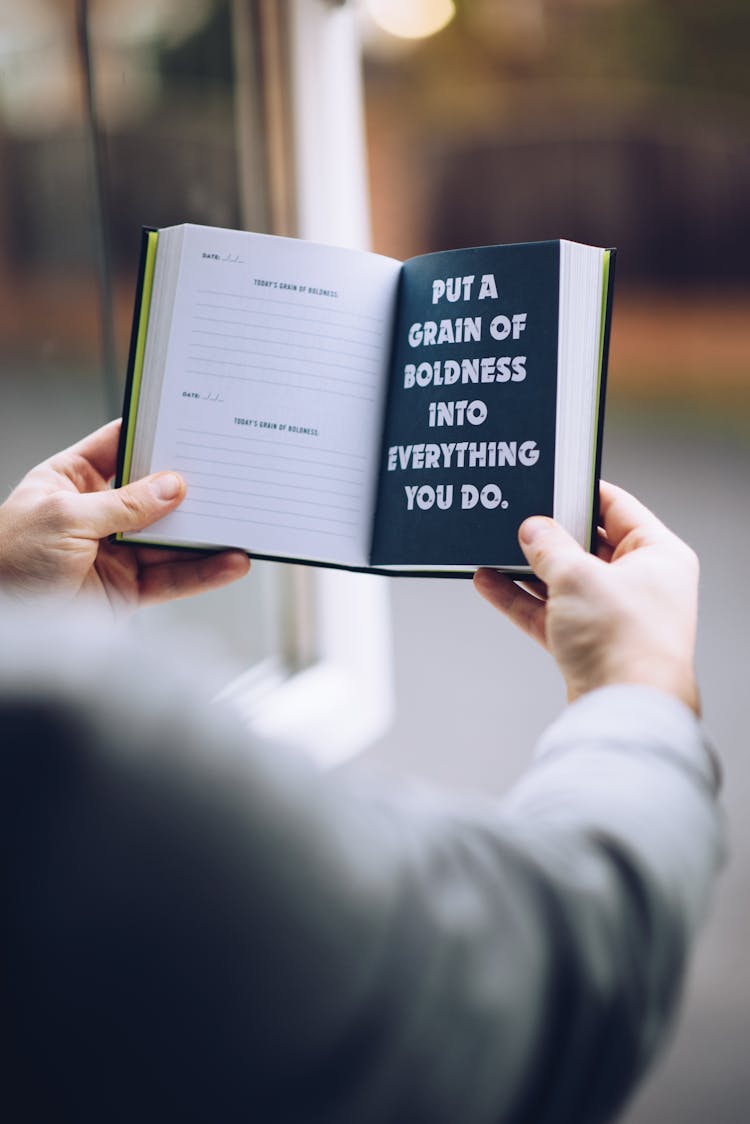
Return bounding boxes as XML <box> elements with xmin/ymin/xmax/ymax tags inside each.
<box><xmin>116</xmin><ymin>224</ymin><xmax>615</xmax><ymax>575</ymax></box>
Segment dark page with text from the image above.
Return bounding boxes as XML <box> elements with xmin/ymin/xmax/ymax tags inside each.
<box><xmin>370</xmin><ymin>241</ymin><xmax>560</xmax><ymax>568</ymax></box>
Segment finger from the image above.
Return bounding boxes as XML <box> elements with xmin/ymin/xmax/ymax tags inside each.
<box><xmin>138</xmin><ymin>550</ymin><xmax>251</xmax><ymax>605</ymax></box>
<box><xmin>133</xmin><ymin>546</ymin><xmax>229</xmax><ymax>566</ymax></box>
<box><xmin>51</xmin><ymin>419</ymin><xmax>123</xmax><ymax>487</ymax></box>
<box><xmin>474</xmin><ymin>568</ymin><xmax>547</xmax><ymax>646</ymax></box>
<box><xmin>598</xmin><ymin>481</ymin><xmax>671</xmax><ymax>550</ymax></box>
<box><xmin>74</xmin><ymin>472</ymin><xmax>186</xmax><ymax>538</ymax></box>
<box><xmin>594</xmin><ymin>526</ymin><xmax>614</xmax><ymax>564</ymax></box>
<box><xmin>516</xmin><ymin>516</ymin><xmax>591</xmax><ymax>589</ymax></box>
<box><xmin>516</xmin><ymin>578</ymin><xmax>548</xmax><ymax>600</ymax></box>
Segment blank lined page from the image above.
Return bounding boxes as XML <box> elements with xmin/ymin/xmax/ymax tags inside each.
<box><xmin>131</xmin><ymin>225</ymin><xmax>401</xmax><ymax>567</ymax></box>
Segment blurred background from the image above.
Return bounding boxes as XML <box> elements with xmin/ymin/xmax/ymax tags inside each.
<box><xmin>363</xmin><ymin>6</ymin><xmax>750</xmax><ymax>1122</ymax></box>
<box><xmin>1</xmin><ymin>1</ymin><xmax>748</xmax><ymax>1121</ymax></box>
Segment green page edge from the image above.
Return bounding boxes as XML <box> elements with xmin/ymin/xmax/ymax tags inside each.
<box><xmin>584</xmin><ymin>248</ymin><xmax>612</xmax><ymax>547</ymax></box>
<box><xmin>115</xmin><ymin>229</ymin><xmax>159</xmax><ymax>539</ymax></box>
<box><xmin>120</xmin><ymin>229</ymin><xmax>158</xmax><ymax>484</ymax></box>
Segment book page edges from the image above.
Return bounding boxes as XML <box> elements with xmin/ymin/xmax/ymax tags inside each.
<box><xmin>115</xmin><ymin>228</ymin><xmax>159</xmax><ymax>540</ymax></box>
<box><xmin>587</xmin><ymin>248</ymin><xmax>616</xmax><ymax>552</ymax></box>
<box><xmin>554</xmin><ymin>241</ymin><xmax>612</xmax><ymax>548</ymax></box>
<box><xmin>113</xmin><ymin>532</ymin><xmax>531</xmax><ymax>578</ymax></box>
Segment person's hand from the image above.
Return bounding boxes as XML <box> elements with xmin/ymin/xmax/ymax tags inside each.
<box><xmin>474</xmin><ymin>482</ymin><xmax>700</xmax><ymax>714</ymax></box>
<box><xmin>0</xmin><ymin>419</ymin><xmax>250</xmax><ymax>614</ymax></box>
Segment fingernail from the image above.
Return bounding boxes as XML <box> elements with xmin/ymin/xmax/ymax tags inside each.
<box><xmin>519</xmin><ymin>517</ymin><xmax>546</xmax><ymax>546</ymax></box>
<box><xmin>150</xmin><ymin>473</ymin><xmax>182</xmax><ymax>501</ymax></box>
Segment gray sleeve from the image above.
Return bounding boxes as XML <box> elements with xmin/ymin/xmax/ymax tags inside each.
<box><xmin>2</xmin><ymin>612</ymin><xmax>724</xmax><ymax>1124</ymax></box>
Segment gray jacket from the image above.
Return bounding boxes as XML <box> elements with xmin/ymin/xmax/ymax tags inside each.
<box><xmin>1</xmin><ymin>602</ymin><xmax>722</xmax><ymax>1123</ymax></box>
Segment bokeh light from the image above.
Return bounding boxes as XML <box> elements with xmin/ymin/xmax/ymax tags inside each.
<box><xmin>364</xmin><ymin>0</ymin><xmax>455</xmax><ymax>41</ymax></box>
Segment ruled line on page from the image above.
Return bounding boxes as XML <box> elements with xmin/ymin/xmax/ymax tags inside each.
<box><xmin>184</xmin><ymin>369</ymin><xmax>375</xmax><ymax>403</ymax></box>
<box><xmin>180</xmin><ymin>495</ymin><xmax>358</xmax><ymax>527</ymax></box>
<box><xmin>175</xmin><ymin>508</ymin><xmax>354</xmax><ymax>540</ymax></box>
<box><xmin>173</xmin><ymin>453</ymin><xmax>364</xmax><ymax>487</ymax></box>
<box><xmin>196</xmin><ymin>289</ymin><xmax>386</xmax><ymax>325</ymax></box>
<box><xmin>186</xmin><ymin>362</ymin><xmax>375</xmax><ymax>393</ymax></box>
<box><xmin>170</xmin><ymin>432</ymin><xmax>369</xmax><ymax>542</ymax></box>
<box><xmin>179</xmin><ymin>467</ymin><xmax>360</xmax><ymax>499</ymax></box>
<box><xmin>196</xmin><ymin>300</ymin><xmax>384</xmax><ymax>337</ymax></box>
<box><xmin>179</xmin><ymin>503</ymin><xmax>357</xmax><ymax>536</ymax></box>
<box><xmin>175</xmin><ymin>440</ymin><xmax>366</xmax><ymax>475</ymax></box>
<box><xmin>176</xmin><ymin>427</ymin><xmax>367</xmax><ymax>461</ymax></box>
<box><xmin>192</xmin><ymin>330</ymin><xmax>380</xmax><ymax>366</ymax></box>
<box><xmin>187</xmin><ymin>359</ymin><xmax>375</xmax><ymax>390</ymax></box>
<box><xmin>189</xmin><ymin>336</ymin><xmax>381</xmax><ymax>373</ymax></box>
<box><xmin>193</xmin><ymin>313</ymin><xmax>382</xmax><ymax>352</ymax></box>
<box><xmin>188</xmin><ymin>483</ymin><xmax>358</xmax><ymax>514</ymax></box>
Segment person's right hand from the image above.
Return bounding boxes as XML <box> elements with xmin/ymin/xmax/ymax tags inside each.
<box><xmin>474</xmin><ymin>482</ymin><xmax>700</xmax><ymax>714</ymax></box>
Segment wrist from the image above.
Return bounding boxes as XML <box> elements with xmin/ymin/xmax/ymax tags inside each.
<box><xmin>568</xmin><ymin>660</ymin><xmax>700</xmax><ymax>717</ymax></box>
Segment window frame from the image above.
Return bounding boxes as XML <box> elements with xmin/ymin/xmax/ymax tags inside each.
<box><xmin>222</xmin><ymin>0</ymin><xmax>393</xmax><ymax>766</ymax></box>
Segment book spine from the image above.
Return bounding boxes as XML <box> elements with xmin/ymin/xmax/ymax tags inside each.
<box><xmin>115</xmin><ymin>226</ymin><xmax>159</xmax><ymax>489</ymax></box>
<box><xmin>589</xmin><ymin>248</ymin><xmax>617</xmax><ymax>552</ymax></box>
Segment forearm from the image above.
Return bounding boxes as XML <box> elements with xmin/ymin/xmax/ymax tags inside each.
<box><xmin>331</xmin><ymin>687</ymin><xmax>723</xmax><ymax>1124</ymax></box>
<box><xmin>505</xmin><ymin>685</ymin><xmax>721</xmax><ymax>930</ymax></box>
<box><xmin>200</xmin><ymin>687</ymin><xmax>724</xmax><ymax>1124</ymax></box>
<box><xmin>486</xmin><ymin>685</ymin><xmax>723</xmax><ymax>1122</ymax></box>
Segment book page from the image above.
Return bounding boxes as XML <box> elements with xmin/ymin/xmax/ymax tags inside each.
<box><xmin>130</xmin><ymin>225</ymin><xmax>401</xmax><ymax>567</ymax></box>
<box><xmin>371</xmin><ymin>242</ymin><xmax>560</xmax><ymax>568</ymax></box>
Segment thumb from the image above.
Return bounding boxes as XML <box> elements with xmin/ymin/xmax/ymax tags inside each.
<box><xmin>77</xmin><ymin>473</ymin><xmax>186</xmax><ymax>538</ymax></box>
<box><xmin>518</xmin><ymin>516</ymin><xmax>590</xmax><ymax>589</ymax></box>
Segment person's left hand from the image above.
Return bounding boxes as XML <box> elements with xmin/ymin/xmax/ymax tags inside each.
<box><xmin>0</xmin><ymin>419</ymin><xmax>250</xmax><ymax>613</ymax></box>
